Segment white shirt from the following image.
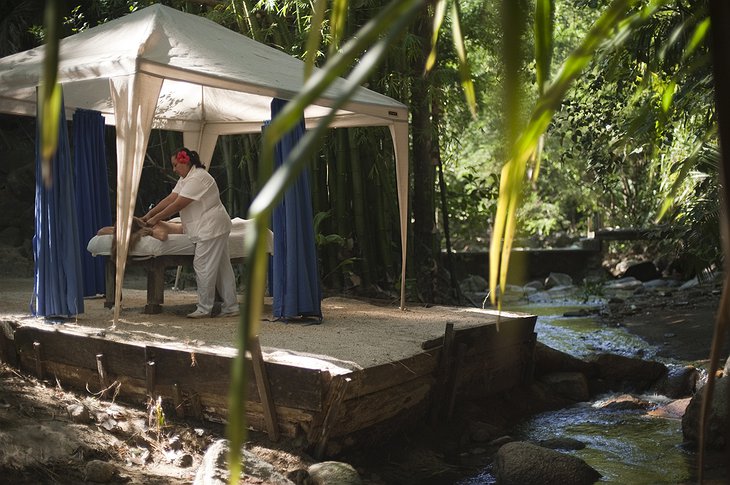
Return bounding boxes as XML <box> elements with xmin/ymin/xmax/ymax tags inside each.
<box><xmin>173</xmin><ymin>166</ymin><xmax>231</xmax><ymax>242</ymax></box>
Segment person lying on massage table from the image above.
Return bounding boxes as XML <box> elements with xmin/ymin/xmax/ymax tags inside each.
<box><xmin>96</xmin><ymin>216</ymin><xmax>183</xmax><ymax>241</ymax></box>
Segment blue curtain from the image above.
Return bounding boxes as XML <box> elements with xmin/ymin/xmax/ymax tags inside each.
<box><xmin>32</xmin><ymin>93</ymin><xmax>84</xmax><ymax>317</ymax></box>
<box><xmin>73</xmin><ymin>109</ymin><xmax>112</xmax><ymax>297</ymax></box>
<box><xmin>269</xmin><ymin>98</ymin><xmax>322</xmax><ymax>321</ymax></box>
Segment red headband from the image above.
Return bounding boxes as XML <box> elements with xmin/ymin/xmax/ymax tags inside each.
<box><xmin>176</xmin><ymin>151</ymin><xmax>190</xmax><ymax>164</ymax></box>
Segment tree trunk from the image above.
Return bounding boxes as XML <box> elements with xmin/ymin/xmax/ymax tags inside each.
<box><xmin>410</xmin><ymin>13</ymin><xmax>438</xmax><ymax>303</ymax></box>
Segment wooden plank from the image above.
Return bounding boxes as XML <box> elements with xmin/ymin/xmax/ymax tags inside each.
<box><xmin>343</xmin><ymin>350</ymin><xmax>439</xmax><ymax>399</ymax></box>
<box><xmin>420</xmin><ymin>315</ymin><xmax>536</xmax><ymax>351</ymax></box>
<box><xmin>96</xmin><ymin>353</ymin><xmax>109</xmax><ymax>397</ymax></box>
<box><xmin>145</xmin><ymin>345</ymin><xmax>324</xmax><ymax>411</ymax></box>
<box><xmin>15</xmin><ymin>327</ymin><xmax>148</xmax><ymax>379</ymax></box>
<box><xmin>250</xmin><ymin>335</ymin><xmax>280</xmax><ymax>441</ymax></box>
<box><xmin>23</xmin><ymin>355</ymin><xmax>312</xmax><ymax>437</ymax></box>
<box><xmin>33</xmin><ymin>341</ymin><xmax>43</xmax><ymax>379</ymax></box>
<box><xmin>446</xmin><ymin>342</ymin><xmax>467</xmax><ymax>420</ymax></box>
<box><xmin>313</xmin><ymin>376</ymin><xmax>351</xmax><ymax>459</ymax></box>
<box><xmin>14</xmin><ymin>327</ymin><xmax>324</xmax><ymax>411</ymax></box>
<box><xmin>331</xmin><ymin>375</ymin><xmax>433</xmax><ymax>438</ymax></box>
<box><xmin>429</xmin><ymin>323</ymin><xmax>455</xmax><ymax>424</ymax></box>
<box><xmin>594</xmin><ymin>227</ymin><xmax>660</xmax><ymax>241</ymax></box>
<box><xmin>457</xmin><ymin>340</ymin><xmax>533</xmax><ymax>383</ymax></box>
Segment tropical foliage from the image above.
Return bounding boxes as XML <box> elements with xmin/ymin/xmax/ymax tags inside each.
<box><xmin>12</xmin><ymin>0</ymin><xmax>726</xmax><ymax>482</ymax></box>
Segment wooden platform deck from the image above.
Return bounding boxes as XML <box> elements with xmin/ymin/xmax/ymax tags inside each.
<box><xmin>0</xmin><ymin>278</ymin><xmax>537</xmax><ymax>457</ymax></box>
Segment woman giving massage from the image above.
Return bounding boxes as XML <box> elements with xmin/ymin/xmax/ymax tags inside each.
<box><xmin>139</xmin><ymin>148</ymin><xmax>239</xmax><ymax>318</ymax></box>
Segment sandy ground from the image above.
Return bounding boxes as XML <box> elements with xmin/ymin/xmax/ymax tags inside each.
<box><xmin>0</xmin><ymin>274</ymin><xmax>524</xmax><ymax>372</ymax></box>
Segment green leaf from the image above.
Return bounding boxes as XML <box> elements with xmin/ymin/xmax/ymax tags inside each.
<box><xmin>490</xmin><ymin>0</ymin><xmax>654</xmax><ymax>307</ymax></box>
<box><xmin>534</xmin><ymin>0</ymin><xmax>554</xmax><ymax>95</ymax></box>
<box><xmin>683</xmin><ymin>17</ymin><xmax>710</xmax><ymax>61</ymax></box>
<box><xmin>227</xmin><ymin>1</ymin><xmax>423</xmax><ymax>482</ymax></box>
<box><xmin>451</xmin><ymin>0</ymin><xmax>476</xmax><ymax>117</ymax></box>
<box><xmin>328</xmin><ymin>0</ymin><xmax>348</xmax><ymax>58</ymax></box>
<box><xmin>304</xmin><ymin>0</ymin><xmax>327</xmax><ymax>81</ymax></box>
<box><xmin>425</xmin><ymin>0</ymin><xmax>448</xmax><ymax>73</ymax></box>
<box><xmin>40</xmin><ymin>0</ymin><xmax>62</xmax><ymax>188</ymax></box>
<box><xmin>661</xmin><ymin>80</ymin><xmax>676</xmax><ymax>113</ymax></box>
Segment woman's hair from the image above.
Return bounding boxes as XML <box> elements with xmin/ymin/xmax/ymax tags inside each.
<box><xmin>174</xmin><ymin>147</ymin><xmax>205</xmax><ymax>169</ymax></box>
<box><xmin>110</xmin><ymin>216</ymin><xmax>152</xmax><ymax>260</ymax></box>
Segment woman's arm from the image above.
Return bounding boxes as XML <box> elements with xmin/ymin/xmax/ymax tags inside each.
<box><xmin>146</xmin><ymin>195</ymin><xmax>193</xmax><ymax>227</ymax></box>
<box><xmin>142</xmin><ymin>192</ymin><xmax>179</xmax><ymax>223</ymax></box>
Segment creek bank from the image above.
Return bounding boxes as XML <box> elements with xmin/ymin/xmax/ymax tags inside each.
<box><xmin>1</xmin><ymin>269</ymin><xmax>728</xmax><ymax>483</ymax></box>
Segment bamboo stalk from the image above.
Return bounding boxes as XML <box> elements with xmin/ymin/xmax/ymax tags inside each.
<box><xmin>348</xmin><ymin>128</ymin><xmax>372</xmax><ymax>288</ymax></box>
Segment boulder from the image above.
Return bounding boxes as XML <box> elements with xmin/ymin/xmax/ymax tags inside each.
<box><xmin>308</xmin><ymin>461</ymin><xmax>363</xmax><ymax>485</ymax></box>
<box><xmin>544</xmin><ymin>272</ymin><xmax>573</xmax><ymax>289</ymax></box>
<box><xmin>534</xmin><ymin>342</ymin><xmax>596</xmax><ymax>378</ymax></box>
<box><xmin>620</xmin><ymin>261</ymin><xmax>661</xmax><ymax>282</ymax></box>
<box><xmin>539</xmin><ymin>372</ymin><xmax>590</xmax><ymax>402</ymax></box>
<box><xmin>524</xmin><ymin>280</ymin><xmax>544</xmax><ymax>291</ymax></box>
<box><xmin>597</xmin><ymin>394</ymin><xmax>652</xmax><ymax>411</ymax></box>
<box><xmin>682</xmin><ymin>377</ymin><xmax>730</xmax><ymax>450</ymax></box>
<box><xmin>648</xmin><ymin>397</ymin><xmax>691</xmax><ymax>419</ymax></box>
<box><xmin>495</xmin><ymin>441</ymin><xmax>601</xmax><ymax>485</ymax></box>
<box><xmin>651</xmin><ymin>365</ymin><xmax>700</xmax><ymax>398</ymax></box>
<box><xmin>194</xmin><ymin>439</ymin><xmax>295</xmax><ymax>485</ymax></box>
<box><xmin>591</xmin><ymin>353</ymin><xmax>667</xmax><ymax>392</ymax></box>
<box><xmin>460</xmin><ymin>274</ymin><xmax>488</xmax><ymax>293</ymax></box>
<box><xmin>84</xmin><ymin>460</ymin><xmax>117</xmax><ymax>483</ymax></box>
<box><xmin>603</xmin><ymin>277</ymin><xmax>643</xmax><ymax>291</ymax></box>
<box><xmin>469</xmin><ymin>421</ymin><xmax>502</xmax><ymax>442</ymax></box>
<box><xmin>537</xmin><ymin>437</ymin><xmax>586</xmax><ymax>451</ymax></box>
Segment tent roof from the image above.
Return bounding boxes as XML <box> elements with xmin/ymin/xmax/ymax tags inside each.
<box><xmin>0</xmin><ymin>4</ymin><xmax>411</xmax><ymax>315</ymax></box>
<box><xmin>0</xmin><ymin>4</ymin><xmax>408</xmax><ymax>134</ymax></box>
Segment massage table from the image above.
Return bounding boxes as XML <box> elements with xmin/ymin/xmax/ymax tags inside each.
<box><xmin>87</xmin><ymin>218</ymin><xmax>273</xmax><ymax>314</ymax></box>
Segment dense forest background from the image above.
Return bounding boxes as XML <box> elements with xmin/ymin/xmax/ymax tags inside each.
<box><xmin>0</xmin><ymin>0</ymin><xmax>719</xmax><ymax>304</ymax></box>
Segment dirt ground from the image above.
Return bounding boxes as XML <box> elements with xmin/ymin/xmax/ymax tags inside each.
<box><xmin>1</xmin><ymin>274</ymin><xmax>728</xmax><ymax>484</ymax></box>
<box><xmin>602</xmin><ymin>283</ymin><xmax>729</xmax><ymax>363</ymax></box>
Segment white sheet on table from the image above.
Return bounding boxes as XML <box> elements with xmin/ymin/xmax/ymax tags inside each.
<box><xmin>86</xmin><ymin>217</ymin><xmax>273</xmax><ymax>258</ymax></box>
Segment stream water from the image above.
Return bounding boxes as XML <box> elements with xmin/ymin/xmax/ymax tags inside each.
<box><xmin>459</xmin><ymin>302</ymin><xmax>708</xmax><ymax>485</ymax></box>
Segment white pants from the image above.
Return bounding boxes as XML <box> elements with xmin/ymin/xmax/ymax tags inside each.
<box><xmin>193</xmin><ymin>233</ymin><xmax>238</xmax><ymax>314</ymax></box>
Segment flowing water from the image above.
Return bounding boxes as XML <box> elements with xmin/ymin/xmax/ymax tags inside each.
<box><xmin>459</xmin><ymin>301</ymin><xmax>710</xmax><ymax>485</ymax></box>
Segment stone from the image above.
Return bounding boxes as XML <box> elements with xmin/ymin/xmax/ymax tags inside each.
<box><xmin>679</xmin><ymin>277</ymin><xmax>700</xmax><ymax>290</ymax></box>
<box><xmin>592</xmin><ymin>353</ymin><xmax>667</xmax><ymax>392</ymax></box>
<box><xmin>174</xmin><ymin>453</ymin><xmax>194</xmax><ymax>468</ymax></box>
<box><xmin>621</xmin><ymin>260</ymin><xmax>661</xmax><ymax>282</ymax></box>
<box><xmin>460</xmin><ymin>274</ymin><xmax>488</xmax><ymax>293</ymax></box>
<box><xmin>539</xmin><ymin>372</ymin><xmax>590</xmax><ymax>402</ymax></box>
<box><xmin>682</xmin><ymin>377</ymin><xmax>729</xmax><ymax>450</ymax></box>
<box><xmin>544</xmin><ymin>272</ymin><xmax>573</xmax><ymax>289</ymax></box>
<box><xmin>468</xmin><ymin>421</ymin><xmax>502</xmax><ymax>442</ymax></box>
<box><xmin>84</xmin><ymin>460</ymin><xmax>116</xmax><ymax>483</ymax></box>
<box><xmin>194</xmin><ymin>439</ymin><xmax>294</xmax><ymax>485</ymax></box>
<box><xmin>533</xmin><ymin>342</ymin><xmax>596</xmax><ymax>378</ymax></box>
<box><xmin>648</xmin><ymin>397</ymin><xmax>691</xmax><ymax>419</ymax></box>
<box><xmin>495</xmin><ymin>441</ymin><xmax>601</xmax><ymax>485</ymax></box>
<box><xmin>524</xmin><ymin>280</ymin><xmax>544</xmax><ymax>291</ymax></box>
<box><xmin>603</xmin><ymin>276</ymin><xmax>643</xmax><ymax>290</ymax></box>
<box><xmin>307</xmin><ymin>461</ymin><xmax>363</xmax><ymax>485</ymax></box>
<box><xmin>489</xmin><ymin>435</ymin><xmax>514</xmax><ymax>447</ymax></box>
<box><xmin>537</xmin><ymin>437</ymin><xmax>586</xmax><ymax>450</ymax></box>
<box><xmin>597</xmin><ymin>394</ymin><xmax>651</xmax><ymax>411</ymax></box>
<box><xmin>651</xmin><ymin>365</ymin><xmax>700</xmax><ymax>398</ymax></box>
<box><xmin>66</xmin><ymin>403</ymin><xmax>91</xmax><ymax>424</ymax></box>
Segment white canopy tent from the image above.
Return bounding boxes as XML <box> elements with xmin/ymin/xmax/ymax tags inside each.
<box><xmin>0</xmin><ymin>4</ymin><xmax>410</xmax><ymax>320</ymax></box>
